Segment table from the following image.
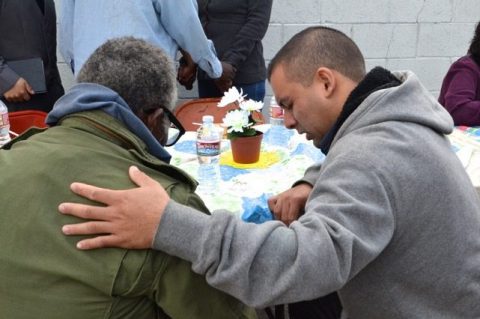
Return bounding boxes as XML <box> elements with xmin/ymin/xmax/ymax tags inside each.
<box><xmin>167</xmin><ymin>125</ymin><xmax>480</xmax><ymax>217</ymax></box>
<box><xmin>167</xmin><ymin>124</ymin><xmax>325</xmax><ymax>216</ymax></box>
<box><xmin>448</xmin><ymin>126</ymin><xmax>480</xmax><ymax>196</ymax></box>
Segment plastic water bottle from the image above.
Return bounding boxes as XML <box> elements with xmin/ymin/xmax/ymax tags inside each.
<box><xmin>269</xmin><ymin>96</ymin><xmax>284</xmax><ymax>127</ymax></box>
<box><xmin>0</xmin><ymin>100</ymin><xmax>11</xmax><ymax>147</ymax></box>
<box><xmin>267</xmin><ymin>96</ymin><xmax>289</xmax><ymax>147</ymax></box>
<box><xmin>196</xmin><ymin>115</ymin><xmax>221</xmax><ymax>194</ymax></box>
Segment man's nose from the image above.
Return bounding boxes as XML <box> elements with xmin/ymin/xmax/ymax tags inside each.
<box><xmin>283</xmin><ymin>111</ymin><xmax>296</xmax><ymax>129</ymax></box>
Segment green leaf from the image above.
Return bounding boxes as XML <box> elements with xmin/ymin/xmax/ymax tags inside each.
<box><xmin>227</xmin><ymin>128</ymin><xmax>260</xmax><ymax>139</ymax></box>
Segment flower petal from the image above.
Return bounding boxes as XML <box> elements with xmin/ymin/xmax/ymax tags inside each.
<box><xmin>240</xmin><ymin>99</ymin><xmax>264</xmax><ymax>111</ymax></box>
<box><xmin>218</xmin><ymin>87</ymin><xmax>246</xmax><ymax>107</ymax></box>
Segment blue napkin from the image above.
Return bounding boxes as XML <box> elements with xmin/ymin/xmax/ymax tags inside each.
<box><xmin>241</xmin><ymin>194</ymin><xmax>273</xmax><ymax>224</ymax></box>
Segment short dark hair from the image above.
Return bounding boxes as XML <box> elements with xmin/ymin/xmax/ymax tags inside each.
<box><xmin>267</xmin><ymin>26</ymin><xmax>366</xmax><ymax>85</ymax></box>
<box><xmin>77</xmin><ymin>37</ymin><xmax>177</xmax><ymax>115</ymax></box>
<box><xmin>468</xmin><ymin>21</ymin><xmax>480</xmax><ymax>64</ymax></box>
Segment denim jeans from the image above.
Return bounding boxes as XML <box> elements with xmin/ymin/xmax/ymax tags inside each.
<box><xmin>198</xmin><ymin>80</ymin><xmax>266</xmax><ymax>102</ymax></box>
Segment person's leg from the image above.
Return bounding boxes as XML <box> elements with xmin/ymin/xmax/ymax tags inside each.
<box><xmin>197</xmin><ymin>79</ymin><xmax>223</xmax><ymax>98</ymax></box>
<box><xmin>235</xmin><ymin>80</ymin><xmax>266</xmax><ymax>102</ymax></box>
<box><xmin>288</xmin><ymin>292</ymin><xmax>342</xmax><ymax>319</ymax></box>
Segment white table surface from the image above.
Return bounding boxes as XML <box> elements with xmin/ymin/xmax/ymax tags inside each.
<box><xmin>447</xmin><ymin>127</ymin><xmax>480</xmax><ymax>196</ymax></box>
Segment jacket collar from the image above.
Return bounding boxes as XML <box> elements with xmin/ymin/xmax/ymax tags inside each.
<box><xmin>47</xmin><ymin>83</ymin><xmax>171</xmax><ymax>163</ymax></box>
<box><xmin>319</xmin><ymin>67</ymin><xmax>401</xmax><ymax>154</ymax></box>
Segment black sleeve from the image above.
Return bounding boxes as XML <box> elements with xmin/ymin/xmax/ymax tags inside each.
<box><xmin>222</xmin><ymin>0</ymin><xmax>273</xmax><ymax>69</ymax></box>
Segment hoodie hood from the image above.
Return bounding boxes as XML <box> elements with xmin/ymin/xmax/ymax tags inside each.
<box><xmin>332</xmin><ymin>70</ymin><xmax>454</xmax><ymax>146</ymax></box>
<box><xmin>47</xmin><ymin>83</ymin><xmax>171</xmax><ymax>163</ymax></box>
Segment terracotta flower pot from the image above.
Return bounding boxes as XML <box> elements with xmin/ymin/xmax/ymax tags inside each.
<box><xmin>230</xmin><ymin>132</ymin><xmax>263</xmax><ymax>164</ymax></box>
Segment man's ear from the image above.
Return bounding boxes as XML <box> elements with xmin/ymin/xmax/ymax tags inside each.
<box><xmin>314</xmin><ymin>67</ymin><xmax>336</xmax><ymax>98</ymax></box>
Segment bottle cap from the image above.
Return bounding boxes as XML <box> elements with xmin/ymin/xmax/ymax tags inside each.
<box><xmin>202</xmin><ymin>115</ymin><xmax>214</xmax><ymax>123</ymax></box>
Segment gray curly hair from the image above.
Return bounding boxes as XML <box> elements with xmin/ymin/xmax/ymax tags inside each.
<box><xmin>77</xmin><ymin>37</ymin><xmax>177</xmax><ymax>114</ymax></box>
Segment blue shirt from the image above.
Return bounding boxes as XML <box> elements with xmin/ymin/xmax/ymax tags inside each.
<box><xmin>60</xmin><ymin>0</ymin><xmax>222</xmax><ymax>78</ymax></box>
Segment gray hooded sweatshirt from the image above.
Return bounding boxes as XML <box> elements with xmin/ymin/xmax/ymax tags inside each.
<box><xmin>155</xmin><ymin>71</ymin><xmax>480</xmax><ymax>318</ymax></box>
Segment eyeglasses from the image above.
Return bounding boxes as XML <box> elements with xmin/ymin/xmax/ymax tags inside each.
<box><xmin>144</xmin><ymin>107</ymin><xmax>186</xmax><ymax>146</ymax></box>
<box><xmin>163</xmin><ymin>107</ymin><xmax>185</xmax><ymax>146</ymax></box>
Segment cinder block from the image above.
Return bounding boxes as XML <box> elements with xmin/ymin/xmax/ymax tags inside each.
<box><xmin>353</xmin><ymin>24</ymin><xmax>417</xmax><ymax>59</ymax></box>
<box><xmin>365</xmin><ymin>59</ymin><xmax>387</xmax><ymax>72</ymax></box>
<box><xmin>57</xmin><ymin>62</ymin><xmax>75</xmax><ymax>92</ymax></box>
<box><xmin>283</xmin><ymin>24</ymin><xmax>317</xmax><ymax>44</ymax></box>
<box><xmin>263</xmin><ymin>24</ymin><xmax>283</xmax><ymax>60</ymax></box>
<box><xmin>265</xmin><ymin>83</ymin><xmax>274</xmax><ymax>96</ymax></box>
<box><xmin>452</xmin><ymin>0</ymin><xmax>480</xmax><ymax>22</ymax></box>
<box><xmin>54</xmin><ymin>0</ymin><xmax>60</xmax><ymax>18</ymax></box>
<box><xmin>323</xmin><ymin>0</ymin><xmax>389</xmax><ymax>23</ymax></box>
<box><xmin>386</xmin><ymin>58</ymin><xmax>419</xmax><ymax>74</ymax></box>
<box><xmin>387</xmin><ymin>58</ymin><xmax>452</xmax><ymax>92</ymax></box>
<box><xmin>416</xmin><ymin>0</ymin><xmax>452</xmax><ymax>22</ymax></box>
<box><xmin>322</xmin><ymin>24</ymin><xmax>354</xmax><ymax>38</ymax></box>
<box><xmin>418</xmin><ymin>23</ymin><xmax>473</xmax><ymax>57</ymax></box>
<box><xmin>56</xmin><ymin>26</ymin><xmax>65</xmax><ymax>63</ymax></box>
<box><xmin>271</xmin><ymin>0</ymin><xmax>321</xmax><ymax>24</ymax></box>
<box><xmin>389</xmin><ymin>0</ymin><xmax>425</xmax><ymax>23</ymax></box>
<box><xmin>284</xmin><ymin>23</ymin><xmax>353</xmax><ymax>40</ymax></box>
<box><xmin>177</xmin><ymin>83</ymin><xmax>199</xmax><ymax>100</ymax></box>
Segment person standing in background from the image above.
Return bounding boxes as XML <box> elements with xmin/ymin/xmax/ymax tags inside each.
<box><xmin>182</xmin><ymin>0</ymin><xmax>272</xmax><ymax>101</ymax></box>
<box><xmin>0</xmin><ymin>0</ymin><xmax>64</xmax><ymax>112</ymax></box>
<box><xmin>438</xmin><ymin>21</ymin><xmax>480</xmax><ymax>126</ymax></box>
<box><xmin>59</xmin><ymin>0</ymin><xmax>235</xmax><ymax>86</ymax></box>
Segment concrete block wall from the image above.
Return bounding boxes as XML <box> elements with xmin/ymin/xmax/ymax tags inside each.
<box><xmin>54</xmin><ymin>0</ymin><xmax>75</xmax><ymax>94</ymax></box>
<box><xmin>55</xmin><ymin>0</ymin><xmax>479</xmax><ymax>108</ymax></box>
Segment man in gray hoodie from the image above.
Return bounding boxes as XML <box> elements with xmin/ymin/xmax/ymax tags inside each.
<box><xmin>59</xmin><ymin>27</ymin><xmax>480</xmax><ymax>319</ymax></box>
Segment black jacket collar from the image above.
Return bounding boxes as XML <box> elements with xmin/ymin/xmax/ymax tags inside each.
<box><xmin>319</xmin><ymin>67</ymin><xmax>401</xmax><ymax>154</ymax></box>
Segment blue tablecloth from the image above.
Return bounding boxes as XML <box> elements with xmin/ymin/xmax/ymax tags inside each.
<box><xmin>167</xmin><ymin>125</ymin><xmax>325</xmax><ymax>215</ymax></box>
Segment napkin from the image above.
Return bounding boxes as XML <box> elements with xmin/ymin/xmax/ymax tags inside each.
<box><xmin>241</xmin><ymin>194</ymin><xmax>273</xmax><ymax>224</ymax></box>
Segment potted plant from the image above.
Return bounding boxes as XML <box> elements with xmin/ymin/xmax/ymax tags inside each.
<box><xmin>218</xmin><ymin>87</ymin><xmax>264</xmax><ymax>164</ymax></box>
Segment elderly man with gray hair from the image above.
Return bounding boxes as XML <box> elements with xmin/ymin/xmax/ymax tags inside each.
<box><xmin>0</xmin><ymin>37</ymin><xmax>256</xmax><ymax>319</ymax></box>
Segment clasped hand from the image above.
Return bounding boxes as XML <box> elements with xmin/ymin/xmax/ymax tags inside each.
<box><xmin>214</xmin><ymin>61</ymin><xmax>236</xmax><ymax>93</ymax></box>
<box><xmin>4</xmin><ymin>78</ymin><xmax>34</xmax><ymax>102</ymax></box>
<box><xmin>268</xmin><ymin>183</ymin><xmax>313</xmax><ymax>225</ymax></box>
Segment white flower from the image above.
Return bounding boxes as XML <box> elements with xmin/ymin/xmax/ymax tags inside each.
<box><xmin>218</xmin><ymin>88</ymin><xmax>263</xmax><ymax>136</ymax></box>
<box><xmin>239</xmin><ymin>99</ymin><xmax>263</xmax><ymax>112</ymax></box>
<box><xmin>217</xmin><ymin>87</ymin><xmax>245</xmax><ymax>107</ymax></box>
<box><xmin>222</xmin><ymin>109</ymin><xmax>251</xmax><ymax>133</ymax></box>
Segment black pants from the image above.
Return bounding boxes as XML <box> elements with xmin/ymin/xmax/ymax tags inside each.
<box><xmin>288</xmin><ymin>292</ymin><xmax>342</xmax><ymax>319</ymax></box>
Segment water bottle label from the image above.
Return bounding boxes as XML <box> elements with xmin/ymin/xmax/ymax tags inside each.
<box><xmin>0</xmin><ymin>113</ymin><xmax>9</xmax><ymax>126</ymax></box>
<box><xmin>270</xmin><ymin>106</ymin><xmax>284</xmax><ymax>119</ymax></box>
<box><xmin>197</xmin><ymin>140</ymin><xmax>220</xmax><ymax>156</ymax></box>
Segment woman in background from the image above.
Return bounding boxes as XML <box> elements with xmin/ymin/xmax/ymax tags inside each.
<box><xmin>439</xmin><ymin>21</ymin><xmax>480</xmax><ymax>126</ymax></box>
<box><xmin>195</xmin><ymin>0</ymin><xmax>273</xmax><ymax>102</ymax></box>
<box><xmin>0</xmin><ymin>0</ymin><xmax>64</xmax><ymax>112</ymax></box>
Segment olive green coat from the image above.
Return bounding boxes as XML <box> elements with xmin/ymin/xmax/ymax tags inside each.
<box><xmin>0</xmin><ymin>110</ymin><xmax>255</xmax><ymax>319</ymax></box>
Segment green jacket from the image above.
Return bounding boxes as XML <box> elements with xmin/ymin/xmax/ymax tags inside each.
<box><xmin>0</xmin><ymin>110</ymin><xmax>256</xmax><ymax>319</ymax></box>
